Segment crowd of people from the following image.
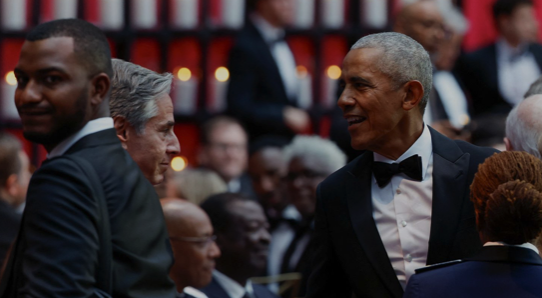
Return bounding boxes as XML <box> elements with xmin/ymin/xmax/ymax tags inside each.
<box><xmin>3</xmin><ymin>0</ymin><xmax>542</xmax><ymax>297</ymax></box>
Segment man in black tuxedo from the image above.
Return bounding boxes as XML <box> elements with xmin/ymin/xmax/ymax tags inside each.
<box><xmin>0</xmin><ymin>133</ymin><xmax>30</xmax><ymax>268</ymax></box>
<box><xmin>457</xmin><ymin>0</ymin><xmax>542</xmax><ymax>117</ymax></box>
<box><xmin>305</xmin><ymin>32</ymin><xmax>497</xmax><ymax>298</ymax></box>
<box><xmin>227</xmin><ymin>0</ymin><xmax>309</xmax><ymax>140</ymax></box>
<box><xmin>0</xmin><ymin>19</ymin><xmax>176</xmax><ymax>297</ymax></box>
<box><xmin>200</xmin><ymin>193</ymin><xmax>278</xmax><ymax>298</ymax></box>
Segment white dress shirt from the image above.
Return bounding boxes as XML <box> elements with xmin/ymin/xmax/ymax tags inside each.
<box><xmin>268</xmin><ymin>205</ymin><xmax>301</xmax><ymax>275</ymax></box>
<box><xmin>496</xmin><ymin>39</ymin><xmax>541</xmax><ymax>106</ymax></box>
<box><xmin>183</xmin><ymin>287</ymin><xmax>209</xmax><ymax>298</ymax></box>
<box><xmin>47</xmin><ymin>117</ymin><xmax>114</xmax><ymax>159</ymax></box>
<box><xmin>484</xmin><ymin>241</ymin><xmax>540</xmax><ymax>254</ymax></box>
<box><xmin>433</xmin><ymin>70</ymin><xmax>470</xmax><ymax>129</ymax></box>
<box><xmin>213</xmin><ymin>270</ymin><xmax>254</xmax><ymax>298</ymax></box>
<box><xmin>372</xmin><ymin>124</ymin><xmax>433</xmax><ymax>290</ymax></box>
<box><xmin>251</xmin><ymin>13</ymin><xmax>298</xmax><ymax>101</ymax></box>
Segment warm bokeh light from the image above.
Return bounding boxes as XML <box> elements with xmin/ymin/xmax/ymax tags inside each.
<box><xmin>215</xmin><ymin>67</ymin><xmax>230</xmax><ymax>82</ymax></box>
<box><xmin>327</xmin><ymin>65</ymin><xmax>341</xmax><ymax>80</ymax></box>
<box><xmin>296</xmin><ymin>65</ymin><xmax>308</xmax><ymax>79</ymax></box>
<box><xmin>171</xmin><ymin>156</ymin><xmax>187</xmax><ymax>172</ymax></box>
<box><xmin>177</xmin><ymin>67</ymin><xmax>192</xmax><ymax>82</ymax></box>
<box><xmin>5</xmin><ymin>71</ymin><xmax>17</xmax><ymax>86</ymax></box>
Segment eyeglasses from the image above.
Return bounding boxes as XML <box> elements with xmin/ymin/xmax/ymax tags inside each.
<box><xmin>169</xmin><ymin>235</ymin><xmax>217</xmax><ymax>249</ymax></box>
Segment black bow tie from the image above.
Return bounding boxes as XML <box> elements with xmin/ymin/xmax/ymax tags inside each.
<box><xmin>372</xmin><ymin>155</ymin><xmax>423</xmax><ymax>188</ymax></box>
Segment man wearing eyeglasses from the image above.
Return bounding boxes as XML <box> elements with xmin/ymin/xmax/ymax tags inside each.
<box><xmin>162</xmin><ymin>198</ymin><xmax>221</xmax><ymax>298</ymax></box>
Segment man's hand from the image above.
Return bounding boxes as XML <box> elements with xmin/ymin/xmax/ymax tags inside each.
<box><xmin>283</xmin><ymin>107</ymin><xmax>310</xmax><ymax>133</ymax></box>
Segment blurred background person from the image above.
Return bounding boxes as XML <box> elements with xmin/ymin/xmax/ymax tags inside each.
<box><xmin>280</xmin><ymin>135</ymin><xmax>346</xmax><ymax>297</ymax></box>
<box><xmin>457</xmin><ymin>0</ymin><xmax>542</xmax><ymax>118</ymax></box>
<box><xmin>504</xmin><ymin>95</ymin><xmax>542</xmax><ymax>158</ymax></box>
<box><xmin>162</xmin><ymin>198</ymin><xmax>221</xmax><ymax>298</ymax></box>
<box><xmin>404</xmin><ymin>151</ymin><xmax>542</xmax><ymax>297</ymax></box>
<box><xmin>199</xmin><ymin>116</ymin><xmax>255</xmax><ymax>197</ymax></box>
<box><xmin>524</xmin><ymin>75</ymin><xmax>542</xmax><ymax>98</ymax></box>
<box><xmin>200</xmin><ymin>193</ymin><xmax>278</xmax><ymax>298</ymax></box>
<box><xmin>110</xmin><ymin>58</ymin><xmax>180</xmax><ymax>185</ymax></box>
<box><xmin>0</xmin><ymin>133</ymin><xmax>30</xmax><ymax>267</ymax></box>
<box><xmin>227</xmin><ymin>0</ymin><xmax>310</xmax><ymax>141</ymax></box>
<box><xmin>166</xmin><ymin>168</ymin><xmax>228</xmax><ymax>205</ymax></box>
<box><xmin>247</xmin><ymin>136</ymin><xmax>300</xmax><ymax>293</ymax></box>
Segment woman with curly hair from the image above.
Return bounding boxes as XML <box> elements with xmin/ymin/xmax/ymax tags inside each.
<box><xmin>404</xmin><ymin>151</ymin><xmax>542</xmax><ymax>298</ymax></box>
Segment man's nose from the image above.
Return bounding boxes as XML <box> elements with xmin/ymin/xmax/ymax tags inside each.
<box><xmin>167</xmin><ymin>133</ymin><xmax>180</xmax><ymax>156</ymax></box>
<box><xmin>16</xmin><ymin>80</ymin><xmax>42</xmax><ymax>105</ymax></box>
<box><xmin>337</xmin><ymin>88</ymin><xmax>355</xmax><ymax>111</ymax></box>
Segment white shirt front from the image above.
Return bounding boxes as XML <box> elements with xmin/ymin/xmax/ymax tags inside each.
<box><xmin>213</xmin><ymin>270</ymin><xmax>254</xmax><ymax>298</ymax></box>
<box><xmin>433</xmin><ymin>70</ymin><xmax>470</xmax><ymax>129</ymax></box>
<box><xmin>496</xmin><ymin>39</ymin><xmax>541</xmax><ymax>106</ymax></box>
<box><xmin>251</xmin><ymin>13</ymin><xmax>298</xmax><ymax>101</ymax></box>
<box><xmin>372</xmin><ymin>124</ymin><xmax>433</xmax><ymax>290</ymax></box>
<box><xmin>47</xmin><ymin>117</ymin><xmax>114</xmax><ymax>159</ymax></box>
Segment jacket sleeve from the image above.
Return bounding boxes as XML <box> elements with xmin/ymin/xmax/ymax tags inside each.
<box><xmin>305</xmin><ymin>184</ymin><xmax>352</xmax><ymax>298</ymax></box>
<box><xmin>19</xmin><ymin>158</ymin><xmax>100</xmax><ymax>298</ymax></box>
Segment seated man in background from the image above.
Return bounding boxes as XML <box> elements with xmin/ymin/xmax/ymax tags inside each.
<box><xmin>247</xmin><ymin>136</ymin><xmax>300</xmax><ymax>293</ymax></box>
<box><xmin>404</xmin><ymin>151</ymin><xmax>542</xmax><ymax>297</ymax></box>
<box><xmin>162</xmin><ymin>198</ymin><xmax>221</xmax><ymax>298</ymax></box>
<box><xmin>281</xmin><ymin>135</ymin><xmax>346</xmax><ymax>297</ymax></box>
<box><xmin>166</xmin><ymin>168</ymin><xmax>227</xmax><ymax>205</ymax></box>
<box><xmin>200</xmin><ymin>193</ymin><xmax>278</xmax><ymax>298</ymax></box>
<box><xmin>0</xmin><ymin>133</ymin><xmax>30</xmax><ymax>267</ymax></box>
<box><xmin>109</xmin><ymin>58</ymin><xmax>180</xmax><ymax>185</ymax></box>
<box><xmin>199</xmin><ymin>116</ymin><xmax>255</xmax><ymax>197</ymax></box>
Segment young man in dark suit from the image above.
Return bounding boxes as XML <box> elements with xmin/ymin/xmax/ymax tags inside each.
<box><xmin>0</xmin><ymin>19</ymin><xmax>176</xmax><ymax>297</ymax></box>
<box><xmin>200</xmin><ymin>193</ymin><xmax>279</xmax><ymax>298</ymax></box>
<box><xmin>305</xmin><ymin>32</ymin><xmax>497</xmax><ymax>298</ymax></box>
<box><xmin>226</xmin><ymin>0</ymin><xmax>309</xmax><ymax>140</ymax></box>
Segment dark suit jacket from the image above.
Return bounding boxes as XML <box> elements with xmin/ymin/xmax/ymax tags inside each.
<box><xmin>3</xmin><ymin>129</ymin><xmax>176</xmax><ymax>297</ymax></box>
<box><xmin>226</xmin><ymin>19</ymin><xmax>296</xmax><ymax>140</ymax></box>
<box><xmin>0</xmin><ymin>199</ymin><xmax>21</xmax><ymax>267</ymax></box>
<box><xmin>403</xmin><ymin>246</ymin><xmax>542</xmax><ymax>298</ymax></box>
<box><xmin>456</xmin><ymin>42</ymin><xmax>542</xmax><ymax>116</ymax></box>
<box><xmin>200</xmin><ymin>277</ymin><xmax>278</xmax><ymax>298</ymax></box>
<box><xmin>305</xmin><ymin>128</ymin><xmax>497</xmax><ymax>298</ymax></box>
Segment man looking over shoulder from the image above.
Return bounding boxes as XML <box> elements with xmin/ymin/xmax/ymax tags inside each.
<box><xmin>109</xmin><ymin>58</ymin><xmax>180</xmax><ymax>185</ymax></box>
<box><xmin>0</xmin><ymin>19</ymin><xmax>176</xmax><ymax>297</ymax></box>
<box><xmin>306</xmin><ymin>32</ymin><xmax>496</xmax><ymax>298</ymax></box>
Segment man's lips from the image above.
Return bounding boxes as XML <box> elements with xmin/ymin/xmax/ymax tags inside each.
<box><xmin>344</xmin><ymin>115</ymin><xmax>366</xmax><ymax>126</ymax></box>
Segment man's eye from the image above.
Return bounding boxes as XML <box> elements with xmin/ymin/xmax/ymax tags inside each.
<box><xmin>16</xmin><ymin>76</ymin><xmax>28</xmax><ymax>86</ymax></box>
<box><xmin>44</xmin><ymin>76</ymin><xmax>62</xmax><ymax>84</ymax></box>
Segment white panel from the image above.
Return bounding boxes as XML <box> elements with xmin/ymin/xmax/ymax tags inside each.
<box><xmin>99</xmin><ymin>0</ymin><xmax>124</xmax><ymax>30</ymax></box>
<box><xmin>173</xmin><ymin>78</ymin><xmax>199</xmax><ymax>115</ymax></box>
<box><xmin>131</xmin><ymin>0</ymin><xmax>157</xmax><ymax>29</ymax></box>
<box><xmin>361</xmin><ymin>0</ymin><xmax>388</xmax><ymax>29</ymax></box>
<box><xmin>171</xmin><ymin>0</ymin><xmax>199</xmax><ymax>29</ymax></box>
<box><xmin>221</xmin><ymin>0</ymin><xmax>245</xmax><ymax>29</ymax></box>
<box><xmin>1</xmin><ymin>82</ymin><xmax>20</xmax><ymax>121</ymax></box>
<box><xmin>53</xmin><ymin>0</ymin><xmax>77</xmax><ymax>19</ymax></box>
<box><xmin>293</xmin><ymin>0</ymin><xmax>315</xmax><ymax>29</ymax></box>
<box><xmin>1</xmin><ymin>0</ymin><xmax>26</xmax><ymax>31</ymax></box>
<box><xmin>321</xmin><ymin>0</ymin><xmax>344</xmax><ymax>29</ymax></box>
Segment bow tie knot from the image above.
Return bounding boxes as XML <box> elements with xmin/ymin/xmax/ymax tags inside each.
<box><xmin>372</xmin><ymin>155</ymin><xmax>423</xmax><ymax>188</ymax></box>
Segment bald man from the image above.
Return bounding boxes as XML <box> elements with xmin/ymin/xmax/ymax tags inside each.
<box><xmin>505</xmin><ymin>95</ymin><xmax>542</xmax><ymax>158</ymax></box>
<box><xmin>162</xmin><ymin>198</ymin><xmax>221</xmax><ymax>298</ymax></box>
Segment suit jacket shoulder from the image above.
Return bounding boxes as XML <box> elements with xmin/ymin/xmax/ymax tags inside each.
<box><xmin>252</xmin><ymin>284</ymin><xmax>279</xmax><ymax>298</ymax></box>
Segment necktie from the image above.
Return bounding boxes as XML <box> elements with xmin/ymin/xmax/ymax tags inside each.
<box><xmin>372</xmin><ymin>155</ymin><xmax>423</xmax><ymax>188</ymax></box>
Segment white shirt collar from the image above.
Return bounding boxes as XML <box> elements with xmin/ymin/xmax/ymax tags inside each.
<box><xmin>250</xmin><ymin>13</ymin><xmax>285</xmax><ymax>44</ymax></box>
<box><xmin>373</xmin><ymin>124</ymin><xmax>433</xmax><ymax>179</ymax></box>
<box><xmin>496</xmin><ymin>38</ymin><xmax>529</xmax><ymax>60</ymax></box>
<box><xmin>47</xmin><ymin>117</ymin><xmax>114</xmax><ymax>159</ymax></box>
<box><xmin>213</xmin><ymin>270</ymin><xmax>254</xmax><ymax>298</ymax></box>
<box><xmin>484</xmin><ymin>241</ymin><xmax>540</xmax><ymax>255</ymax></box>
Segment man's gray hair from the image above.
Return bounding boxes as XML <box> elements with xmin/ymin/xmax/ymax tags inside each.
<box><xmin>505</xmin><ymin>96</ymin><xmax>542</xmax><ymax>159</ymax></box>
<box><xmin>110</xmin><ymin>58</ymin><xmax>173</xmax><ymax>134</ymax></box>
<box><xmin>524</xmin><ymin>75</ymin><xmax>542</xmax><ymax>98</ymax></box>
<box><xmin>283</xmin><ymin>135</ymin><xmax>347</xmax><ymax>176</ymax></box>
<box><xmin>350</xmin><ymin>32</ymin><xmax>433</xmax><ymax>113</ymax></box>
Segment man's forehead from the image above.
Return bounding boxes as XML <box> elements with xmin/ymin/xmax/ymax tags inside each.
<box><xmin>342</xmin><ymin>47</ymin><xmax>383</xmax><ymax>78</ymax></box>
<box><xmin>17</xmin><ymin>37</ymin><xmax>76</xmax><ymax>69</ymax></box>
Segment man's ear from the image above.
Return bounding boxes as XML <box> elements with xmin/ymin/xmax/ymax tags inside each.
<box><xmin>113</xmin><ymin>116</ymin><xmax>129</xmax><ymax>149</ymax></box>
<box><xmin>5</xmin><ymin>174</ymin><xmax>19</xmax><ymax>198</ymax></box>
<box><xmin>402</xmin><ymin>80</ymin><xmax>424</xmax><ymax>111</ymax></box>
<box><xmin>504</xmin><ymin>137</ymin><xmax>513</xmax><ymax>151</ymax></box>
<box><xmin>90</xmin><ymin>73</ymin><xmax>111</xmax><ymax>106</ymax></box>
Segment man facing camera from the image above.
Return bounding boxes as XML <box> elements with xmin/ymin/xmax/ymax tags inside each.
<box><xmin>162</xmin><ymin>198</ymin><xmax>221</xmax><ymax>298</ymax></box>
<box><xmin>110</xmin><ymin>58</ymin><xmax>180</xmax><ymax>185</ymax></box>
<box><xmin>306</xmin><ymin>32</ymin><xmax>496</xmax><ymax>298</ymax></box>
<box><xmin>200</xmin><ymin>193</ymin><xmax>278</xmax><ymax>298</ymax></box>
<box><xmin>0</xmin><ymin>19</ymin><xmax>176</xmax><ymax>297</ymax></box>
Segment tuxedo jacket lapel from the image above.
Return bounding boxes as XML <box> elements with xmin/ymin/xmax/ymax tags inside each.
<box><xmin>427</xmin><ymin>128</ymin><xmax>470</xmax><ymax>265</ymax></box>
<box><xmin>346</xmin><ymin>151</ymin><xmax>404</xmax><ymax>298</ymax></box>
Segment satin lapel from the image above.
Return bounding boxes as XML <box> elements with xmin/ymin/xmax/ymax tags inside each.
<box><xmin>427</xmin><ymin>129</ymin><xmax>470</xmax><ymax>264</ymax></box>
<box><xmin>346</xmin><ymin>152</ymin><xmax>404</xmax><ymax>298</ymax></box>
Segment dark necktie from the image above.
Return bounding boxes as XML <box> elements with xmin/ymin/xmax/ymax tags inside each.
<box><xmin>372</xmin><ymin>155</ymin><xmax>423</xmax><ymax>188</ymax></box>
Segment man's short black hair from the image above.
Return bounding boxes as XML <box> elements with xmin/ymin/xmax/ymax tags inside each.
<box><xmin>493</xmin><ymin>0</ymin><xmax>533</xmax><ymax>19</ymax></box>
<box><xmin>248</xmin><ymin>135</ymin><xmax>289</xmax><ymax>156</ymax></box>
<box><xmin>200</xmin><ymin>192</ymin><xmax>253</xmax><ymax>235</ymax></box>
<box><xmin>200</xmin><ymin>115</ymin><xmax>246</xmax><ymax>145</ymax></box>
<box><xmin>26</xmin><ymin>18</ymin><xmax>113</xmax><ymax>78</ymax></box>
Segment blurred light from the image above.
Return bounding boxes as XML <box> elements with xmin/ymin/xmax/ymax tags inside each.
<box><xmin>296</xmin><ymin>65</ymin><xmax>308</xmax><ymax>79</ymax></box>
<box><xmin>5</xmin><ymin>71</ymin><xmax>17</xmax><ymax>86</ymax></box>
<box><xmin>327</xmin><ymin>65</ymin><xmax>341</xmax><ymax>80</ymax></box>
<box><xmin>215</xmin><ymin>67</ymin><xmax>230</xmax><ymax>82</ymax></box>
<box><xmin>171</xmin><ymin>156</ymin><xmax>187</xmax><ymax>172</ymax></box>
<box><xmin>177</xmin><ymin>67</ymin><xmax>192</xmax><ymax>82</ymax></box>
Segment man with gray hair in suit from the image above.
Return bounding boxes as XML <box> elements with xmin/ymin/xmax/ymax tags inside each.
<box><xmin>109</xmin><ymin>59</ymin><xmax>180</xmax><ymax>185</ymax></box>
<box><xmin>504</xmin><ymin>95</ymin><xmax>542</xmax><ymax>158</ymax></box>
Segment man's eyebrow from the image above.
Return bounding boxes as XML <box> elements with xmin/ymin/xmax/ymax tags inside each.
<box><xmin>349</xmin><ymin>76</ymin><xmax>374</xmax><ymax>87</ymax></box>
<box><xmin>166</xmin><ymin>121</ymin><xmax>175</xmax><ymax>127</ymax></box>
<box><xmin>14</xmin><ymin>67</ymin><xmax>67</xmax><ymax>75</ymax></box>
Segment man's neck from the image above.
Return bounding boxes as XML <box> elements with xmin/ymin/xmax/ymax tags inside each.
<box><xmin>370</xmin><ymin>120</ymin><xmax>424</xmax><ymax>160</ymax></box>
<box><xmin>216</xmin><ymin>264</ymin><xmax>249</xmax><ymax>287</ymax></box>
